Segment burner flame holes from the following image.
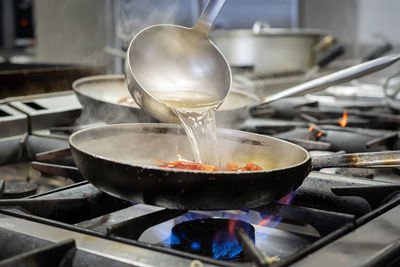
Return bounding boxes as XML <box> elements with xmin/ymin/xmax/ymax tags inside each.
<box><xmin>191</xmin><ymin>241</ymin><xmax>201</xmax><ymax>251</ymax></box>
<box><xmin>171</xmin><ymin>219</ymin><xmax>255</xmax><ymax>261</ymax></box>
<box><xmin>339</xmin><ymin>110</ymin><xmax>348</xmax><ymax>127</ymax></box>
<box><xmin>212</xmin><ymin>232</ymin><xmax>243</xmax><ymax>259</ymax></box>
<box><xmin>307</xmin><ymin>124</ymin><xmax>325</xmax><ymax>141</ymax></box>
<box><xmin>170</xmin><ymin>232</ymin><xmax>181</xmax><ymax>246</ymax></box>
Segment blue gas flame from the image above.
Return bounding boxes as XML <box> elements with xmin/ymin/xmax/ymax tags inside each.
<box><xmin>212</xmin><ymin>235</ymin><xmax>243</xmax><ymax>260</ymax></box>
<box><xmin>191</xmin><ymin>241</ymin><xmax>201</xmax><ymax>251</ymax></box>
<box><xmin>211</xmin><ymin>220</ymin><xmax>255</xmax><ymax>260</ymax></box>
<box><xmin>170</xmin><ymin>232</ymin><xmax>181</xmax><ymax>245</ymax></box>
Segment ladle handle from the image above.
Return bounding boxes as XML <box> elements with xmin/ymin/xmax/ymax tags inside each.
<box><xmin>311</xmin><ymin>151</ymin><xmax>400</xmax><ymax>170</ymax></box>
<box><xmin>193</xmin><ymin>0</ymin><xmax>226</xmax><ymax>37</ymax></box>
<box><xmin>258</xmin><ymin>54</ymin><xmax>400</xmax><ymax>106</ymax></box>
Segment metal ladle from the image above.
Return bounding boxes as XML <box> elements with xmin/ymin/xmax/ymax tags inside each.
<box><xmin>256</xmin><ymin>54</ymin><xmax>400</xmax><ymax>107</ymax></box>
<box><xmin>125</xmin><ymin>0</ymin><xmax>231</xmax><ymax>123</ymax></box>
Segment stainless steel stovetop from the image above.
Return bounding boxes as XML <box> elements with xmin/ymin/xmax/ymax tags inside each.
<box><xmin>1</xmin><ymin>74</ymin><xmax>400</xmax><ymax>266</ymax></box>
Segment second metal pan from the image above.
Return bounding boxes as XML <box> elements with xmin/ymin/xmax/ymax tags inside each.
<box><xmin>69</xmin><ymin>123</ymin><xmax>400</xmax><ymax>210</ymax></box>
<box><xmin>73</xmin><ymin>75</ymin><xmax>259</xmax><ymax>128</ymax></box>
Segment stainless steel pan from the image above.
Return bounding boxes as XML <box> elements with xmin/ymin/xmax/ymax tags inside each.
<box><xmin>73</xmin><ymin>75</ymin><xmax>156</xmax><ymax>124</ymax></box>
<box><xmin>73</xmin><ymin>75</ymin><xmax>258</xmax><ymax>128</ymax></box>
<box><xmin>69</xmin><ymin>123</ymin><xmax>400</xmax><ymax>210</ymax></box>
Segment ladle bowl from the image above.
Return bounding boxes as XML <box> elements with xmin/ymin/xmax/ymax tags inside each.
<box><xmin>125</xmin><ymin>0</ymin><xmax>231</xmax><ymax>123</ymax></box>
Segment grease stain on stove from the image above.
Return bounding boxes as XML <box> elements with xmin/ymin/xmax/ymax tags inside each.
<box><xmin>347</xmin><ymin>155</ymin><xmax>360</xmax><ymax>165</ymax></box>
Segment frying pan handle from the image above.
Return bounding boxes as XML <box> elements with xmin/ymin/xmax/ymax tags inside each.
<box><xmin>193</xmin><ymin>0</ymin><xmax>226</xmax><ymax>37</ymax></box>
<box><xmin>311</xmin><ymin>151</ymin><xmax>400</xmax><ymax>170</ymax></box>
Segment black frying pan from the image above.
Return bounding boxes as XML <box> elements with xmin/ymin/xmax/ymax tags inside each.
<box><xmin>69</xmin><ymin>123</ymin><xmax>400</xmax><ymax>210</ymax></box>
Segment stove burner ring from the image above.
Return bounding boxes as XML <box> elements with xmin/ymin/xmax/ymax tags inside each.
<box><xmin>4</xmin><ymin>180</ymin><xmax>38</xmax><ymax>199</ymax></box>
<box><xmin>171</xmin><ymin>218</ymin><xmax>255</xmax><ymax>261</ymax></box>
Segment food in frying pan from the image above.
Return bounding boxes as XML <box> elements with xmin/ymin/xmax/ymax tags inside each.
<box><xmin>225</xmin><ymin>162</ymin><xmax>263</xmax><ymax>171</ymax></box>
<box><xmin>157</xmin><ymin>160</ymin><xmax>263</xmax><ymax>172</ymax></box>
<box><xmin>118</xmin><ymin>96</ymin><xmax>137</xmax><ymax>106</ymax></box>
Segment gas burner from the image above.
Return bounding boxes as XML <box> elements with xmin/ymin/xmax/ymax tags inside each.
<box><xmin>171</xmin><ymin>218</ymin><xmax>255</xmax><ymax>261</ymax></box>
<box><xmin>3</xmin><ymin>180</ymin><xmax>38</xmax><ymax>199</ymax></box>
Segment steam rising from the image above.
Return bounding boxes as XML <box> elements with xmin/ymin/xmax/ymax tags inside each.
<box><xmin>76</xmin><ymin>1</ymin><xmax>191</xmax><ymax>125</ymax></box>
<box><xmin>74</xmin><ymin>77</ymin><xmax>155</xmax><ymax>125</ymax></box>
<box><xmin>117</xmin><ymin>0</ymin><xmax>181</xmax><ymax>48</ymax></box>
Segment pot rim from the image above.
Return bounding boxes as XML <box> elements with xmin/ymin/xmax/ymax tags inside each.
<box><xmin>210</xmin><ymin>28</ymin><xmax>326</xmax><ymax>38</ymax></box>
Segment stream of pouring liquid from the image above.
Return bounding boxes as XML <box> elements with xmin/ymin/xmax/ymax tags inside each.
<box><xmin>158</xmin><ymin>91</ymin><xmax>221</xmax><ymax>167</ymax></box>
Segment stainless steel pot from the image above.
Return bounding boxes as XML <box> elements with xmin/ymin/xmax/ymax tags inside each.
<box><xmin>210</xmin><ymin>22</ymin><xmax>331</xmax><ymax>74</ymax></box>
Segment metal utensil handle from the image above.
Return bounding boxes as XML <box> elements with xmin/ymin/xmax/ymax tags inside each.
<box><xmin>311</xmin><ymin>150</ymin><xmax>400</xmax><ymax>170</ymax></box>
<box><xmin>260</xmin><ymin>54</ymin><xmax>400</xmax><ymax>105</ymax></box>
<box><xmin>362</xmin><ymin>42</ymin><xmax>393</xmax><ymax>62</ymax></box>
<box><xmin>193</xmin><ymin>0</ymin><xmax>226</xmax><ymax>37</ymax></box>
<box><xmin>317</xmin><ymin>44</ymin><xmax>345</xmax><ymax>68</ymax></box>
